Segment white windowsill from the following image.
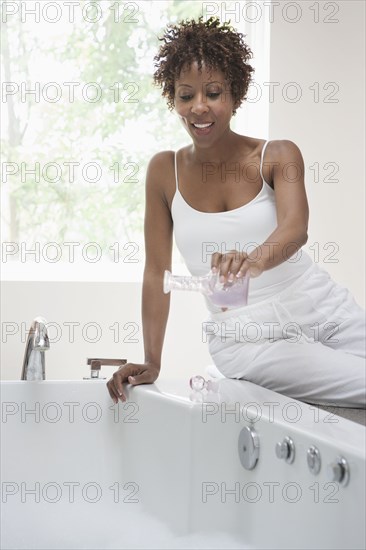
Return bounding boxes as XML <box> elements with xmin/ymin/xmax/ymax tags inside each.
<box><xmin>0</xmin><ymin>260</ymin><xmax>190</xmax><ymax>283</ymax></box>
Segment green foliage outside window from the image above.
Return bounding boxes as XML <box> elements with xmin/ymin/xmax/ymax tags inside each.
<box><xmin>1</xmin><ymin>0</ymin><xmax>202</xmax><ymax>263</ymax></box>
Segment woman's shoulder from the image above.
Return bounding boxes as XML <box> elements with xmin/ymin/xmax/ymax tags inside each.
<box><xmin>235</xmin><ymin>135</ymin><xmax>301</xmax><ymax>159</ymax></box>
<box><xmin>246</xmin><ymin>138</ymin><xmax>303</xmax><ymax>189</ymax></box>
<box><xmin>261</xmin><ymin>139</ymin><xmax>304</xmax><ymax>172</ymax></box>
<box><xmin>147</xmin><ymin>149</ymin><xmax>174</xmax><ymax>170</ymax></box>
<box><xmin>146</xmin><ymin>147</ymin><xmax>190</xmax><ymax>188</ymax></box>
<box><xmin>264</xmin><ymin>138</ymin><xmax>303</xmax><ymax>158</ymax></box>
<box><xmin>145</xmin><ymin>150</ymin><xmax>178</xmax><ymax>207</ymax></box>
<box><xmin>145</xmin><ymin>149</ymin><xmax>175</xmax><ymax>185</ymax></box>
<box><xmin>147</xmin><ymin>146</ymin><xmax>191</xmax><ymax>167</ymax></box>
<box><xmin>265</xmin><ymin>140</ymin><xmax>305</xmax><ymax>179</ymax></box>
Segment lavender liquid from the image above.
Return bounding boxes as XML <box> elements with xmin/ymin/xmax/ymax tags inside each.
<box><xmin>208</xmin><ymin>277</ymin><xmax>249</xmax><ymax>307</ymax></box>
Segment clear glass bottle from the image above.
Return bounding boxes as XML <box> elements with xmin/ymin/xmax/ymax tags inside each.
<box><xmin>163</xmin><ymin>269</ymin><xmax>250</xmax><ymax>308</ymax></box>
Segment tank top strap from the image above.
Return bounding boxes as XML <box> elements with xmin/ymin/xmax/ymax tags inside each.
<box><xmin>259</xmin><ymin>140</ymin><xmax>270</xmax><ymax>184</ymax></box>
<box><xmin>174</xmin><ymin>150</ymin><xmax>179</xmax><ymax>191</ymax></box>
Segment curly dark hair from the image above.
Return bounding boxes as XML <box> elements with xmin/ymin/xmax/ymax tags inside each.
<box><xmin>153</xmin><ymin>16</ymin><xmax>255</xmax><ymax>115</ymax></box>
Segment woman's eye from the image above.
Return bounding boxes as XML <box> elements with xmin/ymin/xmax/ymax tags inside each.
<box><xmin>179</xmin><ymin>92</ymin><xmax>221</xmax><ymax>101</ymax></box>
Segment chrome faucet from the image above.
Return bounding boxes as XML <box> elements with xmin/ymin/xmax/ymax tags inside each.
<box><xmin>21</xmin><ymin>317</ymin><xmax>50</xmax><ymax>380</ymax></box>
<box><xmin>84</xmin><ymin>358</ymin><xmax>127</xmax><ymax>379</ymax></box>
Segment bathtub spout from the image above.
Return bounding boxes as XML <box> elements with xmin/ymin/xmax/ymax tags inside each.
<box><xmin>21</xmin><ymin>317</ymin><xmax>50</xmax><ymax>380</ymax></box>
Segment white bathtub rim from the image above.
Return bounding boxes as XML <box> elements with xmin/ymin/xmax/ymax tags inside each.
<box><xmin>1</xmin><ymin>378</ymin><xmax>364</xmax><ymax>455</ymax></box>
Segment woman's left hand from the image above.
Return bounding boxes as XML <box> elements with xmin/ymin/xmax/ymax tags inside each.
<box><xmin>211</xmin><ymin>250</ymin><xmax>265</xmax><ymax>282</ymax></box>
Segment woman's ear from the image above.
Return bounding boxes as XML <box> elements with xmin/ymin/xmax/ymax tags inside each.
<box><xmin>232</xmin><ymin>97</ymin><xmax>242</xmax><ymax>114</ymax></box>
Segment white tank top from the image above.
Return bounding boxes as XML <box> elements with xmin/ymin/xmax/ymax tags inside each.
<box><xmin>171</xmin><ymin>140</ymin><xmax>313</xmax><ymax>312</ymax></box>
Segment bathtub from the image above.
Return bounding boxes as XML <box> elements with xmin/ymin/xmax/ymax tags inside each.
<box><xmin>1</xmin><ymin>378</ymin><xmax>365</xmax><ymax>549</ymax></box>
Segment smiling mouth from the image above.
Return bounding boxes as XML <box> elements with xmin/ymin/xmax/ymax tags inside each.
<box><xmin>191</xmin><ymin>122</ymin><xmax>214</xmax><ymax>128</ymax></box>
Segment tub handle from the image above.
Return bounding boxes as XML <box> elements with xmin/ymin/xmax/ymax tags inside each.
<box><xmin>327</xmin><ymin>456</ymin><xmax>350</xmax><ymax>487</ymax></box>
<box><xmin>275</xmin><ymin>436</ymin><xmax>295</xmax><ymax>464</ymax></box>
<box><xmin>238</xmin><ymin>426</ymin><xmax>260</xmax><ymax>470</ymax></box>
<box><xmin>84</xmin><ymin>358</ymin><xmax>127</xmax><ymax>380</ymax></box>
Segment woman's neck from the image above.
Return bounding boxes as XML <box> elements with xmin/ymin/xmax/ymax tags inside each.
<box><xmin>188</xmin><ymin>130</ymin><xmax>247</xmax><ymax>164</ymax></box>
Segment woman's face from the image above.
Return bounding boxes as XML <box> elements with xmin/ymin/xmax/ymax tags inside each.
<box><xmin>174</xmin><ymin>61</ymin><xmax>236</xmax><ymax>147</ymax></box>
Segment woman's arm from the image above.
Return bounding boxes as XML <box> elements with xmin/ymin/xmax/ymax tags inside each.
<box><xmin>213</xmin><ymin>140</ymin><xmax>309</xmax><ymax>280</ymax></box>
<box><xmin>251</xmin><ymin>139</ymin><xmax>309</xmax><ymax>271</ymax></box>
<box><xmin>142</xmin><ymin>152</ymin><xmax>173</xmax><ymax>366</ymax></box>
<box><xmin>106</xmin><ymin>152</ymin><xmax>173</xmax><ymax>403</ymax></box>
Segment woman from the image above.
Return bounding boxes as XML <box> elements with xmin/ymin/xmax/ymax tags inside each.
<box><xmin>107</xmin><ymin>17</ymin><xmax>365</xmax><ymax>407</ymax></box>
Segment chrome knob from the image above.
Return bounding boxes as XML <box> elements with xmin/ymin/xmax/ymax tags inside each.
<box><xmin>307</xmin><ymin>446</ymin><xmax>321</xmax><ymax>475</ymax></box>
<box><xmin>275</xmin><ymin>436</ymin><xmax>295</xmax><ymax>463</ymax></box>
<box><xmin>327</xmin><ymin>456</ymin><xmax>350</xmax><ymax>486</ymax></box>
<box><xmin>84</xmin><ymin>358</ymin><xmax>127</xmax><ymax>380</ymax></box>
<box><xmin>238</xmin><ymin>426</ymin><xmax>260</xmax><ymax>470</ymax></box>
<box><xmin>276</xmin><ymin>441</ymin><xmax>288</xmax><ymax>459</ymax></box>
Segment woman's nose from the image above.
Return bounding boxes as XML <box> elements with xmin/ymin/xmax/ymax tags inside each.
<box><xmin>191</xmin><ymin>95</ymin><xmax>209</xmax><ymax>115</ymax></box>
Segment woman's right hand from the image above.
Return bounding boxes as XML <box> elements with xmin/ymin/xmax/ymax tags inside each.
<box><xmin>106</xmin><ymin>362</ymin><xmax>160</xmax><ymax>404</ymax></box>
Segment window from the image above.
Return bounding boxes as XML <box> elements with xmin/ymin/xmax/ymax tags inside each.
<box><xmin>1</xmin><ymin>1</ymin><xmax>269</xmax><ymax>281</ymax></box>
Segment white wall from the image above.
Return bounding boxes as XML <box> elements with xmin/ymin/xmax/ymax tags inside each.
<box><xmin>268</xmin><ymin>0</ymin><xmax>365</xmax><ymax>303</ymax></box>
<box><xmin>1</xmin><ymin>1</ymin><xmax>364</xmax><ymax>381</ymax></box>
<box><xmin>0</xmin><ymin>281</ymin><xmax>211</xmax><ymax>381</ymax></box>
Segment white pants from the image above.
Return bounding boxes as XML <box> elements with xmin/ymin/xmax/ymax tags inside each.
<box><xmin>204</xmin><ymin>263</ymin><xmax>366</xmax><ymax>407</ymax></box>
